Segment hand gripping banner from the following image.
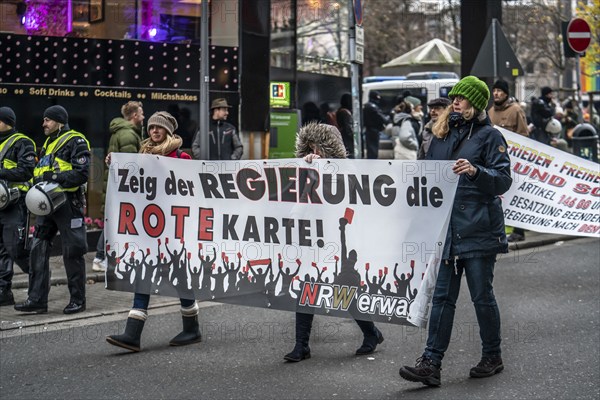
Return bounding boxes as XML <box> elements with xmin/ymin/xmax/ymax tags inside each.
<box><xmin>104</xmin><ymin>154</ymin><xmax>458</xmax><ymax>325</ymax></box>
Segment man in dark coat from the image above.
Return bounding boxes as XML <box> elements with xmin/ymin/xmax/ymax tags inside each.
<box><xmin>362</xmin><ymin>91</ymin><xmax>390</xmax><ymax>159</ymax></box>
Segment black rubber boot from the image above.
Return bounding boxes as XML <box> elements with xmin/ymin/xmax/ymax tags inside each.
<box><xmin>106</xmin><ymin>315</ymin><xmax>146</xmax><ymax>352</ymax></box>
<box><xmin>355</xmin><ymin>320</ymin><xmax>384</xmax><ymax>355</ymax></box>
<box><xmin>169</xmin><ymin>315</ymin><xmax>202</xmax><ymax>346</ymax></box>
<box><xmin>284</xmin><ymin>312</ymin><xmax>313</xmax><ymax>362</ymax></box>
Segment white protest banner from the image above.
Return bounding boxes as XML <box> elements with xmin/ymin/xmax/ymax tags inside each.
<box><xmin>499</xmin><ymin>127</ymin><xmax>600</xmax><ymax>237</ymax></box>
<box><xmin>104</xmin><ymin>154</ymin><xmax>458</xmax><ymax>325</ymax></box>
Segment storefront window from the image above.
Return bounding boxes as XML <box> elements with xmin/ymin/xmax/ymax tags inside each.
<box><xmin>296</xmin><ymin>0</ymin><xmax>350</xmax><ymax>77</ymax></box>
<box><xmin>1</xmin><ymin>1</ymin><xmax>238</xmax><ymax>46</ymax></box>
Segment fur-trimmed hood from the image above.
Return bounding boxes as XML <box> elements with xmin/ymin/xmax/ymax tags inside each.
<box><xmin>295</xmin><ymin>122</ymin><xmax>347</xmax><ymax>159</ymax></box>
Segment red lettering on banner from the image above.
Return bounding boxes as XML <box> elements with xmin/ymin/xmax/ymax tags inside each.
<box><xmin>548</xmin><ymin>175</ymin><xmax>566</xmax><ymax>187</ymax></box>
<box><xmin>299</xmin><ymin>282</ymin><xmax>319</xmax><ymax>305</ymax></box>
<box><xmin>142</xmin><ymin>204</ymin><xmax>165</xmax><ymax>237</ymax></box>
<box><xmin>578</xmin><ymin>224</ymin><xmax>600</xmax><ymax>233</ymax></box>
<box><xmin>571</xmin><ymin>184</ymin><xmax>599</xmax><ymax>197</ymax></box>
<box><xmin>171</xmin><ymin>206</ymin><xmax>190</xmax><ymax>240</ymax></box>
<box><xmin>118</xmin><ymin>203</ymin><xmax>138</xmax><ymax>235</ymax></box>
<box><xmin>198</xmin><ymin>207</ymin><xmax>214</xmax><ymax>241</ymax></box>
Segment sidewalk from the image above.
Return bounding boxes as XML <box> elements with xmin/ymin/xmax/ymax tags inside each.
<box><xmin>0</xmin><ymin>232</ymin><xmax>580</xmax><ymax>332</ymax></box>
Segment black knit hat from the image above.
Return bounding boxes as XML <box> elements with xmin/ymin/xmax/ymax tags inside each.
<box><xmin>492</xmin><ymin>79</ymin><xmax>509</xmax><ymax>95</ymax></box>
<box><xmin>541</xmin><ymin>86</ymin><xmax>554</xmax><ymax>97</ymax></box>
<box><xmin>0</xmin><ymin>107</ymin><xmax>16</xmax><ymax>127</ymax></box>
<box><xmin>43</xmin><ymin>105</ymin><xmax>69</xmax><ymax>124</ymax></box>
<box><xmin>369</xmin><ymin>90</ymin><xmax>381</xmax><ymax>102</ymax></box>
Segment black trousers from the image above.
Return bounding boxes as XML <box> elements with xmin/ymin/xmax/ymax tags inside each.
<box><xmin>294</xmin><ymin>312</ymin><xmax>377</xmax><ymax>345</ymax></box>
<box><xmin>28</xmin><ymin>194</ymin><xmax>87</xmax><ymax>305</ymax></box>
<box><xmin>365</xmin><ymin>130</ymin><xmax>380</xmax><ymax>159</ymax></box>
<box><xmin>0</xmin><ymin>198</ymin><xmax>30</xmax><ymax>289</ymax></box>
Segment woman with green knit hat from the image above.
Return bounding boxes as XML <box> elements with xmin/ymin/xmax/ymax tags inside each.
<box><xmin>399</xmin><ymin>76</ymin><xmax>512</xmax><ymax>387</ymax></box>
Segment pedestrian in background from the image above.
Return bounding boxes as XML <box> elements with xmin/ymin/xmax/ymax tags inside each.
<box><xmin>418</xmin><ymin>97</ymin><xmax>451</xmax><ymax>159</ymax></box>
<box><xmin>106</xmin><ymin>111</ymin><xmax>201</xmax><ymax>352</ymax></box>
<box><xmin>385</xmin><ymin>100</ymin><xmax>418</xmax><ymax>160</ymax></box>
<box><xmin>15</xmin><ymin>105</ymin><xmax>90</xmax><ymax>315</ymax></box>
<box><xmin>192</xmin><ymin>98</ymin><xmax>243</xmax><ymax>160</ymax></box>
<box><xmin>93</xmin><ymin>100</ymin><xmax>145</xmax><ymax>272</ymax></box>
<box><xmin>0</xmin><ymin>107</ymin><xmax>36</xmax><ymax>306</ymax></box>
<box><xmin>530</xmin><ymin>86</ymin><xmax>556</xmax><ymax>145</ymax></box>
<box><xmin>336</xmin><ymin>93</ymin><xmax>354</xmax><ymax>158</ymax></box>
<box><xmin>284</xmin><ymin>122</ymin><xmax>384</xmax><ymax>363</ymax></box>
<box><xmin>487</xmin><ymin>79</ymin><xmax>528</xmax><ymax>242</ymax></box>
<box><xmin>488</xmin><ymin>79</ymin><xmax>529</xmax><ymax>136</ymax></box>
<box><xmin>399</xmin><ymin>76</ymin><xmax>512</xmax><ymax>386</ymax></box>
<box><xmin>363</xmin><ymin>91</ymin><xmax>390</xmax><ymax>159</ymax></box>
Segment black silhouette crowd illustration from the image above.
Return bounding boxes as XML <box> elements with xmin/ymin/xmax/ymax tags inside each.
<box><xmin>107</xmin><ymin>214</ymin><xmax>419</xmax><ymax>317</ymax></box>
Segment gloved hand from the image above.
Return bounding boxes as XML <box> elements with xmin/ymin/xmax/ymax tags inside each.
<box><xmin>42</xmin><ymin>171</ymin><xmax>63</xmax><ymax>184</ymax></box>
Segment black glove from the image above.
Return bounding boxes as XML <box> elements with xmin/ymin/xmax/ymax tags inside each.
<box><xmin>42</xmin><ymin>171</ymin><xmax>63</xmax><ymax>184</ymax></box>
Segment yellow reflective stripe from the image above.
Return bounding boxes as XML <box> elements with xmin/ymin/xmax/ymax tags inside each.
<box><xmin>34</xmin><ymin>130</ymin><xmax>88</xmax><ymax>192</ymax></box>
<box><xmin>0</xmin><ymin>133</ymin><xmax>35</xmax><ymax>192</ymax></box>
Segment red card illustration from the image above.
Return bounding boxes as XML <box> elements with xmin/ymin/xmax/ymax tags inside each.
<box><xmin>344</xmin><ymin>207</ymin><xmax>354</xmax><ymax>224</ymax></box>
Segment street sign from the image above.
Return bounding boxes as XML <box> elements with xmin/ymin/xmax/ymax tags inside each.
<box><xmin>355</xmin><ymin>25</ymin><xmax>364</xmax><ymax>46</ymax></box>
<box><xmin>566</xmin><ymin>18</ymin><xmax>591</xmax><ymax>54</ymax></box>
<box><xmin>353</xmin><ymin>0</ymin><xmax>363</xmax><ymax>26</ymax></box>
<box><xmin>355</xmin><ymin>44</ymin><xmax>364</xmax><ymax>64</ymax></box>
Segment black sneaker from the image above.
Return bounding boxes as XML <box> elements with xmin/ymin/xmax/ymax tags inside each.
<box><xmin>399</xmin><ymin>356</ymin><xmax>441</xmax><ymax>386</ymax></box>
<box><xmin>469</xmin><ymin>356</ymin><xmax>504</xmax><ymax>378</ymax></box>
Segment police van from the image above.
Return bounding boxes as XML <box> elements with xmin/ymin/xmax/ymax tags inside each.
<box><xmin>362</xmin><ymin>77</ymin><xmax>458</xmax><ymax>115</ymax></box>
<box><xmin>362</xmin><ymin>75</ymin><xmax>459</xmax><ymax>158</ymax></box>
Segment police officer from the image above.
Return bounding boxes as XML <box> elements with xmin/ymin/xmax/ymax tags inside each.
<box><xmin>0</xmin><ymin>107</ymin><xmax>36</xmax><ymax>306</ymax></box>
<box><xmin>14</xmin><ymin>105</ymin><xmax>90</xmax><ymax>314</ymax></box>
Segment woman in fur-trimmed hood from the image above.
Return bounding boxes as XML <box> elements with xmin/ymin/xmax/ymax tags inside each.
<box><xmin>295</xmin><ymin>121</ymin><xmax>347</xmax><ymax>159</ymax></box>
<box><xmin>284</xmin><ymin>122</ymin><xmax>384</xmax><ymax>364</ymax></box>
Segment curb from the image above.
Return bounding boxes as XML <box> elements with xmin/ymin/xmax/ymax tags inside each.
<box><xmin>507</xmin><ymin>235</ymin><xmax>579</xmax><ymax>251</ymax></box>
<box><xmin>12</xmin><ymin>272</ymin><xmax>107</xmax><ymax>290</ymax></box>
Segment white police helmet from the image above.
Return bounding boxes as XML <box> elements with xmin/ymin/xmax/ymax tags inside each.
<box><xmin>0</xmin><ymin>180</ymin><xmax>20</xmax><ymax>210</ymax></box>
<box><xmin>545</xmin><ymin>118</ymin><xmax>562</xmax><ymax>135</ymax></box>
<box><xmin>25</xmin><ymin>181</ymin><xmax>67</xmax><ymax>216</ymax></box>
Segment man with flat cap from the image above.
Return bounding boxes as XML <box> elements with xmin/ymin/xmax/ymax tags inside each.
<box><xmin>0</xmin><ymin>107</ymin><xmax>36</xmax><ymax>306</ymax></box>
<box><xmin>192</xmin><ymin>98</ymin><xmax>243</xmax><ymax>160</ymax></box>
<box><xmin>418</xmin><ymin>97</ymin><xmax>451</xmax><ymax>159</ymax></box>
<box><xmin>14</xmin><ymin>105</ymin><xmax>90</xmax><ymax>314</ymax></box>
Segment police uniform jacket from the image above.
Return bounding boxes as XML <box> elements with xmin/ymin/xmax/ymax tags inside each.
<box><xmin>0</xmin><ymin>129</ymin><xmax>36</xmax><ymax>189</ymax></box>
<box><xmin>36</xmin><ymin>128</ymin><xmax>90</xmax><ymax>191</ymax></box>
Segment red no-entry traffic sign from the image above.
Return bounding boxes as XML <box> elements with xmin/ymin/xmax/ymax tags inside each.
<box><xmin>566</xmin><ymin>18</ymin><xmax>591</xmax><ymax>54</ymax></box>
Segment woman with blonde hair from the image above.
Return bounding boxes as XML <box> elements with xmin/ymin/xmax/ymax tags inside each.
<box><xmin>105</xmin><ymin>111</ymin><xmax>201</xmax><ymax>352</ymax></box>
<box><xmin>399</xmin><ymin>76</ymin><xmax>512</xmax><ymax>386</ymax></box>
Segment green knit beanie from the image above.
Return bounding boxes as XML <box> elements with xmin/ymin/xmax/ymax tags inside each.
<box><xmin>448</xmin><ymin>75</ymin><xmax>490</xmax><ymax>112</ymax></box>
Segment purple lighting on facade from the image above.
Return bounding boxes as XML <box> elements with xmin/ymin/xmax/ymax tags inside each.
<box><xmin>24</xmin><ymin>1</ymin><xmax>48</xmax><ymax>32</ymax></box>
